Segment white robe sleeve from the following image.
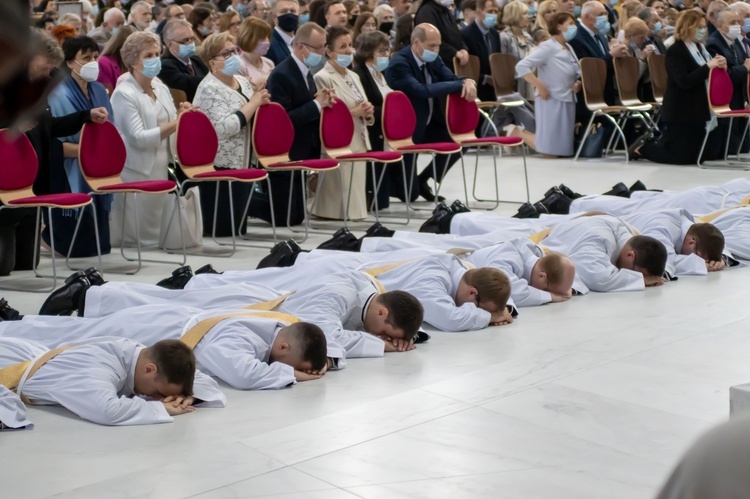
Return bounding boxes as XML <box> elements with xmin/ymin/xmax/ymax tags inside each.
<box><xmin>577</xmin><ymin>252</ymin><xmax>645</xmax><ymax>292</ymax></box>
<box><xmin>191</xmin><ymin>369</ymin><xmax>227</xmax><ymax>408</ymax></box>
<box><xmin>672</xmin><ymin>254</ymin><xmax>708</xmax><ymax>276</ymax></box>
<box><xmin>417</xmin><ymin>275</ymin><xmax>492</xmax><ymax>331</ymax></box>
<box><xmin>0</xmin><ymin>386</ymin><xmax>33</xmax><ymax>430</ymax></box>
<box><xmin>509</xmin><ymin>278</ymin><xmax>553</xmax><ymax>308</ymax></box>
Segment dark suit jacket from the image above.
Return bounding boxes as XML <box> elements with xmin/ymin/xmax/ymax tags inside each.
<box><xmin>460</xmin><ymin>21</ymin><xmax>501</xmax><ymax>102</ymax></box>
<box><xmin>266</xmin><ymin>55</ymin><xmax>321</xmax><ymax>160</ymax></box>
<box><xmin>661</xmin><ymin>40</ymin><xmax>711</xmax><ymax>124</ymax></box>
<box><xmin>158</xmin><ymin>52</ymin><xmax>209</xmax><ymax>102</ymax></box>
<box><xmin>706</xmin><ymin>31</ymin><xmax>748</xmax><ymax>110</ymax></box>
<box><xmin>647</xmin><ymin>36</ymin><xmax>667</xmax><ymax>55</ymax></box>
<box><xmin>414</xmin><ymin>0</ymin><xmax>467</xmax><ymax>70</ymax></box>
<box><xmin>267</xmin><ymin>29</ymin><xmax>292</xmax><ymax>66</ymax></box>
<box><xmin>384</xmin><ymin>45</ymin><xmax>464</xmax><ymax>142</ymax></box>
<box><xmin>708</xmin><ymin>21</ymin><xmax>718</xmax><ymax>37</ymax></box>
<box><xmin>353</xmin><ymin>63</ymin><xmax>385</xmax><ymax>152</ymax></box>
<box><xmin>569</xmin><ymin>21</ymin><xmax>617</xmax><ymax>119</ymax></box>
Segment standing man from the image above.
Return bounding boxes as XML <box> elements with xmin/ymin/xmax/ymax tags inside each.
<box><xmin>159</xmin><ymin>19</ymin><xmax>210</xmax><ymax>101</ymax></box>
<box><xmin>460</xmin><ymin>0</ymin><xmax>501</xmax><ymax>102</ymax></box>
<box><xmin>414</xmin><ymin>0</ymin><xmax>470</xmax><ymax>70</ymax></box>
<box><xmin>325</xmin><ymin>1</ymin><xmax>349</xmax><ymax>28</ymax></box>
<box><xmin>268</xmin><ymin>0</ymin><xmax>300</xmax><ymax>65</ymax></box>
<box><xmin>87</xmin><ymin>7</ymin><xmax>126</xmax><ymax>47</ymax></box>
<box><xmin>386</xmin><ymin>23</ymin><xmax>477</xmax><ymax>202</ymax></box>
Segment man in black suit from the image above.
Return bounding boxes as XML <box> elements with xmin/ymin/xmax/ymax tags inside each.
<box><xmin>159</xmin><ymin>19</ymin><xmax>209</xmax><ymax>102</ymax></box>
<box><xmin>264</xmin><ymin>22</ymin><xmax>335</xmax><ymax>225</ymax></box>
<box><xmin>385</xmin><ymin>23</ymin><xmax>476</xmax><ymax>202</ymax></box>
<box><xmin>267</xmin><ymin>0</ymin><xmax>299</xmax><ymax>65</ymax></box>
<box><xmin>460</xmin><ymin>0</ymin><xmax>501</xmax><ymax>102</ymax></box>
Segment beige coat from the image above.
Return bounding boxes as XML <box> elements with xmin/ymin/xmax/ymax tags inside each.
<box><xmin>312</xmin><ymin>62</ymin><xmax>373</xmax><ymax>221</ymax></box>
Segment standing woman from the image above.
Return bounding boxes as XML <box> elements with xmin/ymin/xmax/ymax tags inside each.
<box><xmin>237</xmin><ymin>17</ymin><xmax>276</xmax><ymax>90</ymax></box>
<box><xmin>509</xmin><ymin>12</ymin><xmax>581</xmax><ymax>157</ymax></box>
<box><xmin>313</xmin><ymin>26</ymin><xmax>374</xmax><ymax>221</ymax></box>
<box><xmin>97</xmin><ymin>25</ymin><xmax>136</xmax><ymax>93</ymax></box>
<box><xmin>111</xmin><ymin>31</ymin><xmax>191</xmax><ymax>247</ymax></box>
<box><xmin>500</xmin><ymin>1</ymin><xmax>537</xmax><ymax>102</ymax></box>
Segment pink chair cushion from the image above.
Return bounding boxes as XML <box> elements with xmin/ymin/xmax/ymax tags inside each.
<box><xmin>176</xmin><ymin>111</ymin><xmax>219</xmax><ymax>168</ymax></box>
<box><xmin>322</xmin><ymin>100</ymin><xmax>354</xmax><ymax>150</ymax></box>
<box><xmin>709</xmin><ymin>68</ymin><xmax>733</xmax><ymax>108</ymax></box>
<box><xmin>460</xmin><ymin>136</ymin><xmax>523</xmax><ymax>146</ymax></box>
<box><xmin>446</xmin><ymin>94</ymin><xmax>480</xmax><ymax>135</ymax></box>
<box><xmin>396</xmin><ymin>142</ymin><xmax>461</xmax><ymax>153</ymax></box>
<box><xmin>98</xmin><ymin>180</ymin><xmax>177</xmax><ymax>192</ymax></box>
<box><xmin>8</xmin><ymin>193</ymin><xmax>91</xmax><ymax>207</ymax></box>
<box><xmin>0</xmin><ymin>130</ymin><xmax>39</xmax><ymax>191</ymax></box>
<box><xmin>383</xmin><ymin>91</ymin><xmax>416</xmax><ymax>141</ymax></box>
<box><xmin>254</xmin><ymin>103</ymin><xmax>294</xmax><ymax>158</ymax></box>
<box><xmin>336</xmin><ymin>151</ymin><xmax>403</xmax><ymax>161</ymax></box>
<box><xmin>79</xmin><ymin>121</ymin><xmax>126</xmax><ymax>178</ymax></box>
<box><xmin>268</xmin><ymin>159</ymin><xmax>339</xmax><ymax>170</ymax></box>
<box><xmin>194</xmin><ymin>168</ymin><xmax>267</xmax><ymax>180</ymax></box>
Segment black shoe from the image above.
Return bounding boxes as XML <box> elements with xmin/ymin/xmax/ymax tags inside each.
<box><xmin>0</xmin><ymin>299</ymin><xmax>22</xmax><ymax>321</ymax></box>
<box><xmin>512</xmin><ymin>202</ymin><xmax>539</xmax><ymax>219</ymax></box>
<box><xmin>449</xmin><ymin>199</ymin><xmax>470</xmax><ymax>214</ymax></box>
<box><xmin>539</xmin><ymin>190</ymin><xmax>572</xmax><ymax>215</ymax></box>
<box><xmin>83</xmin><ymin>267</ymin><xmax>105</xmax><ymax>286</ymax></box>
<box><xmin>532</xmin><ymin>202</ymin><xmax>549</xmax><ymax>217</ymax></box>
<box><xmin>419</xmin><ymin>207</ymin><xmax>453</xmax><ymax>233</ymax></box>
<box><xmin>603</xmin><ymin>182</ymin><xmax>630</xmax><ymax>198</ymax></box>
<box><xmin>195</xmin><ymin>264</ymin><xmax>221</xmax><ymax>275</ymax></box>
<box><xmin>364</xmin><ymin>222</ymin><xmax>395</xmax><ymax>238</ymax></box>
<box><xmin>544</xmin><ymin>186</ymin><xmax>562</xmax><ymax>198</ymax></box>
<box><xmin>629</xmin><ymin>180</ymin><xmax>647</xmax><ymax>192</ymax></box>
<box><xmin>286</xmin><ymin>239</ymin><xmax>303</xmax><ymax>254</ymax></box>
<box><xmin>257</xmin><ymin>241</ymin><xmax>294</xmax><ymax>269</ymax></box>
<box><xmin>418</xmin><ymin>179</ymin><xmax>446</xmax><ymax>203</ymax></box>
<box><xmin>558</xmin><ymin>184</ymin><xmax>582</xmax><ymax>200</ymax></box>
<box><xmin>39</xmin><ymin>274</ymin><xmax>91</xmax><ymax>316</ymax></box>
<box><xmin>414</xmin><ymin>331</ymin><xmax>431</xmax><ymax>344</ymax></box>
<box><xmin>317</xmin><ymin>228</ymin><xmax>358</xmax><ymax>251</ymax></box>
<box><xmin>156</xmin><ymin>265</ymin><xmax>193</xmax><ymax>290</ymax></box>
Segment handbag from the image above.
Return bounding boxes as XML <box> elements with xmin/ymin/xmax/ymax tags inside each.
<box><xmin>574</xmin><ymin>121</ymin><xmax>606</xmax><ymax>158</ymax></box>
<box><xmin>159</xmin><ymin>186</ymin><xmax>203</xmax><ymax>250</ymax></box>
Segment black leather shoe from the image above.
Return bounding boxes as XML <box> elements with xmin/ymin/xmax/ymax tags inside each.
<box><xmin>419</xmin><ymin>207</ymin><xmax>453</xmax><ymax>233</ymax></box>
<box><xmin>603</xmin><ymin>182</ymin><xmax>630</xmax><ymax>198</ymax></box>
<box><xmin>83</xmin><ymin>267</ymin><xmax>105</xmax><ymax>286</ymax></box>
<box><xmin>414</xmin><ymin>331</ymin><xmax>431</xmax><ymax>344</ymax></box>
<box><xmin>629</xmin><ymin>180</ymin><xmax>647</xmax><ymax>192</ymax></box>
<box><xmin>539</xmin><ymin>190</ymin><xmax>572</xmax><ymax>215</ymax></box>
<box><xmin>317</xmin><ymin>228</ymin><xmax>358</xmax><ymax>251</ymax></box>
<box><xmin>195</xmin><ymin>264</ymin><xmax>221</xmax><ymax>275</ymax></box>
<box><xmin>39</xmin><ymin>274</ymin><xmax>91</xmax><ymax>316</ymax></box>
<box><xmin>558</xmin><ymin>184</ymin><xmax>582</xmax><ymax>200</ymax></box>
<box><xmin>512</xmin><ymin>202</ymin><xmax>539</xmax><ymax>219</ymax></box>
<box><xmin>364</xmin><ymin>222</ymin><xmax>395</xmax><ymax>238</ymax></box>
<box><xmin>0</xmin><ymin>299</ymin><xmax>22</xmax><ymax>322</ymax></box>
<box><xmin>156</xmin><ymin>265</ymin><xmax>193</xmax><ymax>290</ymax></box>
<box><xmin>418</xmin><ymin>179</ymin><xmax>446</xmax><ymax>203</ymax></box>
<box><xmin>449</xmin><ymin>199</ymin><xmax>471</xmax><ymax>214</ymax></box>
<box><xmin>257</xmin><ymin>241</ymin><xmax>294</xmax><ymax>269</ymax></box>
<box><xmin>532</xmin><ymin>202</ymin><xmax>549</xmax><ymax>216</ymax></box>
<box><xmin>286</xmin><ymin>239</ymin><xmax>303</xmax><ymax>254</ymax></box>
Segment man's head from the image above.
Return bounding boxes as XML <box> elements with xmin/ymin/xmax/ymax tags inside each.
<box><xmin>682</xmin><ymin>223</ymin><xmax>725</xmax><ymax>261</ymax></box>
<box><xmin>456</xmin><ymin>267</ymin><xmax>511</xmax><ymax>315</ymax></box>
<box><xmin>716</xmin><ymin>7</ymin><xmax>741</xmax><ymax>38</ymax></box>
<box><xmin>707</xmin><ymin>0</ymin><xmax>729</xmax><ymax>26</ymax></box>
<box><xmin>326</xmin><ymin>1</ymin><xmax>349</xmax><ymax>27</ymax></box>
<box><xmin>270</xmin><ymin>322</ymin><xmax>328</xmax><ymax>372</ymax></box>
<box><xmin>130</xmin><ymin>1</ymin><xmax>154</xmax><ymax>30</ymax></box>
<box><xmin>153</xmin><ymin>3</ymin><xmax>167</xmax><ymax>23</ymax></box>
<box><xmin>476</xmin><ymin>0</ymin><xmax>500</xmax><ymax>29</ymax></box>
<box><xmin>250</xmin><ymin>0</ymin><xmax>271</xmax><ymax>19</ymax></box>
<box><xmin>164</xmin><ymin>20</ymin><xmax>196</xmax><ymax>59</ymax></box>
<box><xmin>103</xmin><ymin>7</ymin><xmax>126</xmax><ymax>35</ymax></box>
<box><xmin>530</xmin><ymin>253</ymin><xmax>577</xmax><ymax>296</ymax></box>
<box><xmin>730</xmin><ymin>1</ymin><xmax>750</xmax><ymax>23</ymax></box>
<box><xmin>391</xmin><ymin>0</ymin><xmax>413</xmax><ymax>16</ymax></box>
<box><xmin>558</xmin><ymin>0</ymin><xmax>576</xmax><ymax>13</ymax></box>
<box><xmin>364</xmin><ymin>291</ymin><xmax>424</xmax><ymax>343</ymax></box>
<box><xmin>411</xmin><ymin>23</ymin><xmax>441</xmax><ymax>61</ymax></box>
<box><xmin>135</xmin><ymin>340</ymin><xmax>195</xmax><ymax>399</ymax></box>
<box><xmin>638</xmin><ymin>7</ymin><xmax>659</xmax><ymax>34</ymax></box>
<box><xmin>617</xmin><ymin>235</ymin><xmax>668</xmax><ymax>278</ymax></box>
<box><xmin>581</xmin><ymin>1</ymin><xmax>607</xmax><ymax>30</ymax></box>
<box><xmin>166</xmin><ymin>4</ymin><xmax>186</xmax><ymax>21</ymax></box>
<box><xmin>36</xmin><ymin>15</ymin><xmax>57</xmax><ymax>34</ymax></box>
<box><xmin>292</xmin><ymin>21</ymin><xmax>327</xmax><ymax>63</ymax></box>
<box><xmin>29</xmin><ymin>31</ymin><xmax>64</xmax><ymax>82</ymax></box>
<box><xmin>275</xmin><ymin>0</ymin><xmax>300</xmax><ymax>33</ymax></box>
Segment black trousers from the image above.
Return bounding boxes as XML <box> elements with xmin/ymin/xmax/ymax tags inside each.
<box><xmin>640</xmin><ymin>121</ymin><xmax>722</xmax><ymax>164</ymax></box>
<box><xmin>0</xmin><ymin>208</ymin><xmax>38</xmax><ymax>276</ymax></box>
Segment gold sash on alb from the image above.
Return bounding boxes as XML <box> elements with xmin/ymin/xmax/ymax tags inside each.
<box><xmin>0</xmin><ymin>345</ymin><xmax>75</xmax><ymax>403</ymax></box>
<box><xmin>179</xmin><ymin>310</ymin><xmax>300</xmax><ymax>349</ymax></box>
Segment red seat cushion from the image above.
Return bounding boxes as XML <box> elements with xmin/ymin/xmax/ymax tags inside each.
<box><xmin>8</xmin><ymin>193</ymin><xmax>91</xmax><ymax>207</ymax></box>
<box><xmin>336</xmin><ymin>151</ymin><xmax>402</xmax><ymax>161</ymax></box>
<box><xmin>396</xmin><ymin>142</ymin><xmax>461</xmax><ymax>153</ymax></box>
<box><xmin>459</xmin><ymin>136</ymin><xmax>524</xmax><ymax>146</ymax></box>
<box><xmin>194</xmin><ymin>168</ymin><xmax>267</xmax><ymax>181</ymax></box>
<box><xmin>268</xmin><ymin>159</ymin><xmax>339</xmax><ymax>170</ymax></box>
<box><xmin>98</xmin><ymin>180</ymin><xmax>177</xmax><ymax>192</ymax></box>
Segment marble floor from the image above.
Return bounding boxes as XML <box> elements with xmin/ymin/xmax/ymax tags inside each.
<box><xmin>3</xmin><ymin>153</ymin><xmax>750</xmax><ymax>499</ymax></box>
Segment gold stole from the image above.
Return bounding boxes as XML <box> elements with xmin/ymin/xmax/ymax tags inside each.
<box><xmin>0</xmin><ymin>345</ymin><xmax>75</xmax><ymax>403</ymax></box>
<box><xmin>698</xmin><ymin>197</ymin><xmax>750</xmax><ymax>223</ymax></box>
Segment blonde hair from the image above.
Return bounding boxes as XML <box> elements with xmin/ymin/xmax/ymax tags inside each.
<box><xmin>621</xmin><ymin>0</ymin><xmax>644</xmax><ymax>25</ymax></box>
<box><xmin>237</xmin><ymin>16</ymin><xmax>272</xmax><ymax>52</ymax></box>
<box><xmin>34</xmin><ymin>31</ymin><xmax>64</xmax><ymax>66</ymax></box>
<box><xmin>624</xmin><ymin>17</ymin><xmax>649</xmax><ymax>37</ymax></box>
<box><xmin>502</xmin><ymin>1</ymin><xmax>529</xmax><ymax>27</ymax></box>
<box><xmin>675</xmin><ymin>9</ymin><xmax>704</xmax><ymax>41</ymax></box>
<box><xmin>534</xmin><ymin>0</ymin><xmax>558</xmax><ymax>31</ymax></box>
<box><xmin>199</xmin><ymin>31</ymin><xmax>236</xmax><ymax>64</ymax></box>
<box><xmin>120</xmin><ymin>31</ymin><xmax>161</xmax><ymax>72</ymax></box>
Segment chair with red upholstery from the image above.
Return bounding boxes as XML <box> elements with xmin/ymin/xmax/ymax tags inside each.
<box><xmin>320</xmin><ymin>100</ymin><xmax>403</xmax><ymax>224</ymax></box>
<box><xmin>76</xmin><ymin>121</ymin><xmax>184</xmax><ymax>272</ymax></box>
<box><xmin>446</xmin><ymin>94</ymin><xmax>529</xmax><ymax>209</ymax></box>
<box><xmin>0</xmin><ymin>129</ymin><xmax>99</xmax><ymax>291</ymax></box>
<box><xmin>252</xmin><ymin>103</ymin><xmax>339</xmax><ymax>241</ymax></box>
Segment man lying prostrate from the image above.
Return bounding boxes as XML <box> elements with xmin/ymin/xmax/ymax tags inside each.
<box><xmin>0</xmin><ymin>385</ymin><xmax>33</xmax><ymax>430</ymax></box>
<box><xmin>699</xmin><ymin>205</ymin><xmax>750</xmax><ymax>260</ymax></box>
<box><xmin>536</xmin><ymin>215</ymin><xmax>668</xmax><ymax>292</ymax></box>
<box><xmin>188</xmin><ymin>253</ymin><xmax>514</xmax><ymax>331</ymax></box>
<box><xmin>0</xmin><ymin>337</ymin><xmax>225</xmax><ymax>426</ymax></box>
<box><xmin>0</xmin><ymin>304</ymin><xmax>328</xmax><ymax>389</ymax></box>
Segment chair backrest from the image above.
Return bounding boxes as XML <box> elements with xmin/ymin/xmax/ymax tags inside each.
<box><xmin>453</xmin><ymin>55</ymin><xmax>480</xmax><ymax>82</ymax></box>
<box><xmin>489</xmin><ymin>53</ymin><xmax>517</xmax><ymax>98</ymax></box>
<box><xmin>382</xmin><ymin>91</ymin><xmax>416</xmax><ymax>143</ymax></box>
<box><xmin>579</xmin><ymin>57</ymin><xmax>608</xmax><ymax>109</ymax></box>
<box><xmin>613</xmin><ymin>56</ymin><xmax>642</xmax><ymax>105</ymax></box>
<box><xmin>647</xmin><ymin>54</ymin><xmax>667</xmax><ymax>103</ymax></box>
<box><xmin>320</xmin><ymin>99</ymin><xmax>355</xmax><ymax>152</ymax></box>
<box><xmin>446</xmin><ymin>93</ymin><xmax>479</xmax><ymax>141</ymax></box>
<box><xmin>175</xmin><ymin>110</ymin><xmax>219</xmax><ymax>170</ymax></box>
<box><xmin>170</xmin><ymin>88</ymin><xmax>188</xmax><ymax>108</ymax></box>
<box><xmin>252</xmin><ymin>102</ymin><xmax>294</xmax><ymax>164</ymax></box>
<box><xmin>0</xmin><ymin>130</ymin><xmax>38</xmax><ymax>201</ymax></box>
<box><xmin>708</xmin><ymin>67</ymin><xmax>733</xmax><ymax>112</ymax></box>
<box><xmin>79</xmin><ymin>121</ymin><xmax>127</xmax><ymax>181</ymax></box>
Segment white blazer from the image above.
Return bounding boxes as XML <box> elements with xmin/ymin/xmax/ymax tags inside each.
<box><xmin>110</xmin><ymin>73</ymin><xmax>177</xmax><ymax>177</ymax></box>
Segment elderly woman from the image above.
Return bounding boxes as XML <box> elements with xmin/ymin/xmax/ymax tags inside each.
<box><xmin>111</xmin><ymin>31</ymin><xmax>191</xmax><ymax>247</ymax></box>
<box><xmin>313</xmin><ymin>26</ymin><xmax>374</xmax><ymax>221</ymax></box>
<box><xmin>509</xmin><ymin>12</ymin><xmax>581</xmax><ymax>157</ymax></box>
<box><xmin>500</xmin><ymin>1</ymin><xmax>537</xmax><ymax>102</ymax></box>
<box><xmin>193</xmin><ymin>33</ymin><xmax>270</xmax><ymax>235</ymax></box>
<box><xmin>97</xmin><ymin>25</ymin><xmax>136</xmax><ymax>93</ymax></box>
<box><xmin>623</xmin><ymin>17</ymin><xmax>656</xmax><ymax>99</ymax></box>
<box><xmin>373</xmin><ymin>4</ymin><xmax>395</xmax><ymax>34</ymax></box>
<box><xmin>237</xmin><ymin>17</ymin><xmax>275</xmax><ymax>89</ymax></box>
<box><xmin>218</xmin><ymin>11</ymin><xmax>242</xmax><ymax>38</ymax></box>
<box><xmin>353</xmin><ymin>12</ymin><xmax>378</xmax><ymax>41</ymax></box>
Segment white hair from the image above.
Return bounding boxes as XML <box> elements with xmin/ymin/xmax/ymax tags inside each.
<box><xmin>730</xmin><ymin>1</ymin><xmax>750</xmax><ymax>14</ymax></box>
<box><xmin>59</xmin><ymin>13</ymin><xmax>82</xmax><ymax>26</ymax></box>
<box><xmin>373</xmin><ymin>4</ymin><xmax>395</xmax><ymax>18</ymax></box>
<box><xmin>130</xmin><ymin>1</ymin><xmax>152</xmax><ymax>15</ymax></box>
<box><xmin>103</xmin><ymin>7</ymin><xmax>125</xmax><ymax>23</ymax></box>
<box><xmin>80</xmin><ymin>0</ymin><xmax>92</xmax><ymax>14</ymax></box>
<box><xmin>581</xmin><ymin>0</ymin><xmax>604</xmax><ymax>17</ymax></box>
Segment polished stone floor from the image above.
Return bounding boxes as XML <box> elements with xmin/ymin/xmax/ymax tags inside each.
<box><xmin>3</xmin><ymin>153</ymin><xmax>749</xmax><ymax>498</ymax></box>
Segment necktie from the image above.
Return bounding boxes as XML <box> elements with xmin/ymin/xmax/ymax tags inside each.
<box><xmin>485</xmin><ymin>32</ymin><xmax>492</xmax><ymax>53</ymax></box>
<box><xmin>186</xmin><ymin>63</ymin><xmax>194</xmax><ymax>76</ymax></box>
<box><xmin>306</xmin><ymin>70</ymin><xmax>316</xmax><ymax>94</ymax></box>
<box><xmin>422</xmin><ymin>64</ymin><xmax>433</xmax><ymax>124</ymax></box>
<box><xmin>596</xmin><ymin>35</ymin><xmax>606</xmax><ymax>57</ymax></box>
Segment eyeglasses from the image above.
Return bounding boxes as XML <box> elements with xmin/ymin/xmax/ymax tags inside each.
<box><xmin>375</xmin><ymin>47</ymin><xmax>390</xmax><ymax>55</ymax></box>
<box><xmin>300</xmin><ymin>42</ymin><xmax>325</xmax><ymax>53</ymax></box>
<box><xmin>174</xmin><ymin>37</ymin><xmax>197</xmax><ymax>45</ymax></box>
<box><xmin>217</xmin><ymin>47</ymin><xmax>242</xmax><ymax>58</ymax></box>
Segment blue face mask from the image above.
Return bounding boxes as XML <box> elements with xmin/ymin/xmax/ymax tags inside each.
<box><xmin>420</xmin><ymin>48</ymin><xmax>439</xmax><ymax>63</ymax></box>
<box><xmin>674</xmin><ymin>0</ymin><xmax>683</xmax><ymax>5</ymax></box>
<box><xmin>609</xmin><ymin>0</ymin><xmax>618</xmax><ymax>6</ymax></box>
<box><xmin>237</xmin><ymin>3</ymin><xmax>247</xmax><ymax>15</ymax></box>
<box><xmin>111</xmin><ymin>27</ymin><xmax>120</xmax><ymax>36</ymax></box>
<box><xmin>564</xmin><ymin>24</ymin><xmax>578</xmax><ymax>41</ymax></box>
<box><xmin>141</xmin><ymin>57</ymin><xmax>161</xmax><ymax>79</ymax></box>
<box><xmin>304</xmin><ymin>50</ymin><xmax>323</xmax><ymax>67</ymax></box>
<box><xmin>178</xmin><ymin>42</ymin><xmax>196</xmax><ymax>59</ymax></box>
<box><xmin>653</xmin><ymin>21</ymin><xmax>662</xmax><ymax>35</ymax></box>
<box><xmin>573</xmin><ymin>5</ymin><xmax>581</xmax><ymax>17</ymax></box>
<box><xmin>595</xmin><ymin>15</ymin><xmax>609</xmax><ymax>34</ymax></box>
<box><xmin>743</xmin><ymin>19</ymin><xmax>750</xmax><ymax>34</ymax></box>
<box><xmin>528</xmin><ymin>6</ymin><xmax>537</xmax><ymax>15</ymax></box>
<box><xmin>300</xmin><ymin>13</ymin><xmax>310</xmax><ymax>23</ymax></box>
<box><xmin>483</xmin><ymin>13</ymin><xmax>497</xmax><ymax>28</ymax></box>
<box><xmin>374</xmin><ymin>56</ymin><xmax>390</xmax><ymax>72</ymax></box>
<box><xmin>336</xmin><ymin>53</ymin><xmax>353</xmax><ymax>67</ymax></box>
<box><xmin>222</xmin><ymin>54</ymin><xmax>242</xmax><ymax>75</ymax></box>
<box><xmin>695</xmin><ymin>27</ymin><xmax>707</xmax><ymax>42</ymax></box>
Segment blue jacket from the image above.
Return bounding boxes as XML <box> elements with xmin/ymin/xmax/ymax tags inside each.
<box><xmin>267</xmin><ymin>28</ymin><xmax>292</xmax><ymax>66</ymax></box>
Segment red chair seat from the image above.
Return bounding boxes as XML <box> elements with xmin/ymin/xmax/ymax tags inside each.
<box><xmin>717</xmin><ymin>109</ymin><xmax>750</xmax><ymax>116</ymax></box>
<box><xmin>336</xmin><ymin>151</ymin><xmax>402</xmax><ymax>162</ymax></box>
<box><xmin>396</xmin><ymin>142</ymin><xmax>461</xmax><ymax>153</ymax></box>
<box><xmin>267</xmin><ymin>159</ymin><xmax>339</xmax><ymax>170</ymax></box>
<box><xmin>194</xmin><ymin>168</ymin><xmax>268</xmax><ymax>181</ymax></box>
<box><xmin>459</xmin><ymin>136</ymin><xmax>524</xmax><ymax>146</ymax></box>
<box><xmin>8</xmin><ymin>193</ymin><xmax>91</xmax><ymax>207</ymax></box>
<box><xmin>98</xmin><ymin>180</ymin><xmax>177</xmax><ymax>193</ymax></box>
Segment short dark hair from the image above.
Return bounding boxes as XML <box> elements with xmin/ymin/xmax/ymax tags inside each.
<box><xmin>463</xmin><ymin>267</ymin><xmax>511</xmax><ymax>311</ymax></box>
<box><xmin>325</xmin><ymin>0</ymin><xmax>344</xmax><ymax>16</ymax></box>
<box><xmin>148</xmin><ymin>340</ymin><xmax>196</xmax><ymax>396</ymax></box>
<box><xmin>61</xmin><ymin>36</ymin><xmax>100</xmax><ymax>62</ymax></box>
<box><xmin>462</xmin><ymin>0</ymin><xmax>478</xmax><ymax>11</ymax></box>
<box><xmin>189</xmin><ymin>6</ymin><xmax>213</xmax><ymax>30</ymax></box>
<box><xmin>35</xmin><ymin>15</ymin><xmax>56</xmax><ymax>29</ymax></box>
<box><xmin>549</xmin><ymin>12</ymin><xmax>576</xmax><ymax>35</ymax></box>
<box><xmin>687</xmin><ymin>223</ymin><xmax>725</xmax><ymax>262</ymax></box>
<box><xmin>325</xmin><ymin>24</ymin><xmax>351</xmax><ymax>52</ymax></box>
<box><xmin>354</xmin><ymin>28</ymin><xmax>388</xmax><ymax>64</ymax></box>
<box><xmin>288</xmin><ymin>322</ymin><xmax>328</xmax><ymax>371</ymax></box>
<box><xmin>378</xmin><ymin>291</ymin><xmax>424</xmax><ymax>342</ymax></box>
<box><xmin>630</xmin><ymin>235</ymin><xmax>668</xmax><ymax>277</ymax></box>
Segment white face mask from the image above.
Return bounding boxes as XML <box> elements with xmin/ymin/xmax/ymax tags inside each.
<box><xmin>76</xmin><ymin>60</ymin><xmax>100</xmax><ymax>82</ymax></box>
<box><xmin>727</xmin><ymin>24</ymin><xmax>743</xmax><ymax>40</ymax></box>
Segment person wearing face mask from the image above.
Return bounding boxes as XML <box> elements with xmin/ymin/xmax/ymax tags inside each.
<box><xmin>226</xmin><ymin>0</ymin><xmax>250</xmax><ymax>17</ymax></box>
<box><xmin>343</xmin><ymin>0</ymin><xmax>360</xmax><ymax>28</ymax></box>
<box><xmin>638</xmin><ymin>7</ymin><xmax>667</xmax><ymax>55</ymax></box>
<box><xmin>159</xmin><ymin>19</ymin><xmax>210</xmax><ymax>102</ymax></box>
<box><xmin>632</xmin><ymin>10</ymin><xmax>728</xmax><ymax>163</ymax></box>
<box><xmin>237</xmin><ymin>17</ymin><xmax>276</xmax><ymax>89</ymax></box>
<box><xmin>312</xmin><ymin>26</ymin><xmax>374</xmax><ymax>221</ymax></box>
<box><xmin>373</xmin><ymin>4</ymin><xmax>395</xmax><ymax>35</ymax></box>
<box><xmin>88</xmin><ymin>7</ymin><xmax>126</xmax><ymax>48</ymax></box>
<box><xmin>500</xmin><ymin>2</ymin><xmax>538</xmax><ymax>102</ymax></box>
<box><xmin>111</xmin><ymin>31</ymin><xmax>195</xmax><ymax>247</ymax></box>
<box><xmin>460</xmin><ymin>0</ymin><xmax>502</xmax><ymax>103</ymax></box>
<box><xmin>46</xmin><ymin>36</ymin><xmax>114</xmax><ymax>259</ymax></box>
<box><xmin>414</xmin><ymin>0</ymin><xmax>470</xmax><ymax>71</ymax></box>
<box><xmin>268</xmin><ymin>0</ymin><xmax>300</xmax><ymax>65</ymax></box>
<box><xmin>189</xmin><ymin>6</ymin><xmax>216</xmax><ymax>46</ymax></box>
<box><xmin>729</xmin><ymin>2</ymin><xmax>750</xmax><ymax>55</ymax></box>
<box><xmin>97</xmin><ymin>25</ymin><xmax>137</xmax><ymax>94</ymax></box>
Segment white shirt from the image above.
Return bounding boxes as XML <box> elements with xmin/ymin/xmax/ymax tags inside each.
<box><xmin>275</xmin><ymin>26</ymin><xmax>294</xmax><ymax>48</ymax></box>
<box><xmin>291</xmin><ymin>52</ymin><xmax>322</xmax><ymax>112</ymax></box>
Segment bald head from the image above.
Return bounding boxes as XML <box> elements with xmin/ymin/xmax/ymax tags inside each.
<box><xmin>411</xmin><ymin>23</ymin><xmax>442</xmax><ymax>61</ymax></box>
